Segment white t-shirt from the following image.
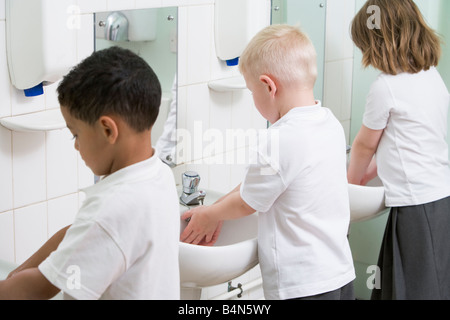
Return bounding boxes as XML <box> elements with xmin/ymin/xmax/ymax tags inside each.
<box><xmin>39</xmin><ymin>154</ymin><xmax>180</xmax><ymax>300</ymax></box>
<box><xmin>241</xmin><ymin>103</ymin><xmax>355</xmax><ymax>300</ymax></box>
<box><xmin>363</xmin><ymin>67</ymin><xmax>450</xmax><ymax>207</ymax></box>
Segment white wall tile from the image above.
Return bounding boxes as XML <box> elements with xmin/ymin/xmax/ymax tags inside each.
<box><xmin>163</xmin><ymin>0</ymin><xmax>184</xmax><ymax>8</ymax></box>
<box><xmin>323</xmin><ymin>59</ymin><xmax>354</xmax><ymax>122</ymax></box>
<box><xmin>0</xmin><ymin>211</ymin><xmax>14</xmax><ymax>263</ymax></box>
<box><xmin>77</xmin><ymin>0</ymin><xmax>108</xmax><ymax>14</ymax></box>
<box><xmin>0</xmin><ymin>0</ymin><xmax>6</xmax><ymax>20</ymax></box>
<box><xmin>11</xmin><ymin>87</ymin><xmax>45</xmax><ymax>116</ymax></box>
<box><xmin>231</xmin><ymin>90</ymin><xmax>258</xmax><ymax>143</ymax></box>
<box><xmin>325</xmin><ymin>0</ymin><xmax>355</xmax><ymax>62</ymax></box>
<box><xmin>78</xmin><ymin>154</ymin><xmax>95</xmax><ymax>190</ymax></box>
<box><xmin>47</xmin><ymin>194</ymin><xmax>78</xmax><ymax>237</ymax></box>
<box><xmin>209</xmin><ymin>90</ymin><xmax>232</xmax><ymax>139</ymax></box>
<box><xmin>107</xmin><ymin>0</ymin><xmax>136</xmax><ymax>11</ymax></box>
<box><xmin>187</xmin><ymin>0</ymin><xmax>215</xmax><ymax>5</ymax></box>
<box><xmin>186</xmin><ymin>83</ymin><xmax>211</xmax><ymax>162</ymax></box>
<box><xmin>44</xmin><ymin>81</ymin><xmax>60</xmax><ymax>110</ymax></box>
<box><xmin>186</xmin><ymin>5</ymin><xmax>213</xmax><ymax>85</ymax></box>
<box><xmin>208</xmin><ymin>163</ymin><xmax>231</xmax><ymax>194</ymax></box>
<box><xmin>77</xmin><ymin>14</ymin><xmax>95</xmax><ymax>63</ymax></box>
<box><xmin>46</xmin><ymin>129</ymin><xmax>79</xmax><ymax>199</ymax></box>
<box><xmin>340</xmin><ymin>58</ymin><xmax>354</xmax><ymax>121</ymax></box>
<box><xmin>136</xmin><ymin>0</ymin><xmax>163</xmax><ymax>10</ymax></box>
<box><xmin>14</xmin><ymin>202</ymin><xmax>47</xmax><ymax>264</ymax></box>
<box><xmin>12</xmin><ymin>131</ymin><xmax>46</xmax><ymax>208</ymax></box>
<box><xmin>0</xmin><ymin>126</ymin><xmax>12</xmax><ymax>213</ymax></box>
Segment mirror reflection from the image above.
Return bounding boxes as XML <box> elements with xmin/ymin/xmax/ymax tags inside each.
<box><xmin>94</xmin><ymin>7</ymin><xmax>178</xmax><ymax>166</ymax></box>
<box><xmin>271</xmin><ymin>0</ymin><xmax>326</xmax><ymax>102</ymax></box>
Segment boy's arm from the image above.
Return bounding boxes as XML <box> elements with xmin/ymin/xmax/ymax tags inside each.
<box><xmin>180</xmin><ymin>186</ymin><xmax>255</xmax><ymax>245</ymax></box>
<box><xmin>348</xmin><ymin>125</ymin><xmax>384</xmax><ymax>185</ymax></box>
<box><xmin>0</xmin><ymin>268</ymin><xmax>60</xmax><ymax>300</ymax></box>
<box><xmin>0</xmin><ymin>225</ymin><xmax>70</xmax><ymax>300</ymax></box>
<box><xmin>7</xmin><ymin>225</ymin><xmax>70</xmax><ymax>279</ymax></box>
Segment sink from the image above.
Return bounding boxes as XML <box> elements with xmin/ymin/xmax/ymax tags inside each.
<box><xmin>178</xmin><ymin>188</ymin><xmax>258</xmax><ymax>288</ymax></box>
<box><xmin>177</xmin><ymin>177</ymin><xmax>387</xmax><ymax>287</ymax></box>
<box><xmin>0</xmin><ymin>260</ymin><xmax>63</xmax><ymax>299</ymax></box>
<box><xmin>0</xmin><ymin>259</ymin><xmax>17</xmax><ymax>281</ymax></box>
<box><xmin>349</xmin><ymin>176</ymin><xmax>388</xmax><ymax>223</ymax></box>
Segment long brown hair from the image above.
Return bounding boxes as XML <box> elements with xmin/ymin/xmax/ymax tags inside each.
<box><xmin>351</xmin><ymin>0</ymin><xmax>442</xmax><ymax>75</ymax></box>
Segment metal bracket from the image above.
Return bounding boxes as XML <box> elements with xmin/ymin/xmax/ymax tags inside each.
<box><xmin>227</xmin><ymin>281</ymin><xmax>243</xmax><ymax>298</ymax></box>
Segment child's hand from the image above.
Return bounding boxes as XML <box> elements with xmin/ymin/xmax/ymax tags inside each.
<box><xmin>180</xmin><ymin>206</ymin><xmax>223</xmax><ymax>246</ymax></box>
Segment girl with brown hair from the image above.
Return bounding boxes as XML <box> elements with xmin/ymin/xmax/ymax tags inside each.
<box><xmin>348</xmin><ymin>0</ymin><xmax>450</xmax><ymax>300</ymax></box>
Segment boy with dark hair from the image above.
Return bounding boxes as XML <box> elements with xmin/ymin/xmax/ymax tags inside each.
<box><xmin>0</xmin><ymin>47</ymin><xmax>180</xmax><ymax>300</ymax></box>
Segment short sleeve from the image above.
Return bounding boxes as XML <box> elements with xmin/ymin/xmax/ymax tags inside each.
<box><xmin>240</xmin><ymin>130</ymin><xmax>287</xmax><ymax>213</ymax></box>
<box><xmin>363</xmin><ymin>76</ymin><xmax>393</xmax><ymax>130</ymax></box>
<box><xmin>38</xmin><ymin>221</ymin><xmax>126</xmax><ymax>300</ymax></box>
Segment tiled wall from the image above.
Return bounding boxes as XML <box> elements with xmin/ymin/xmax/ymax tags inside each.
<box><xmin>0</xmin><ymin>0</ymin><xmax>356</xmax><ymax>300</ymax></box>
<box><xmin>323</xmin><ymin>0</ymin><xmax>356</xmax><ymax>142</ymax></box>
<box><xmin>0</xmin><ymin>0</ymin><xmax>94</xmax><ymax>264</ymax></box>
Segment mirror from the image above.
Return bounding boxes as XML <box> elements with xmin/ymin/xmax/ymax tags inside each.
<box><xmin>94</xmin><ymin>7</ymin><xmax>178</xmax><ymax>167</ymax></box>
<box><xmin>271</xmin><ymin>0</ymin><xmax>327</xmax><ymax>102</ymax></box>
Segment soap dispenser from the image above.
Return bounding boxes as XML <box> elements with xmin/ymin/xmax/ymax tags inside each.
<box><xmin>214</xmin><ymin>0</ymin><xmax>271</xmax><ymax>66</ymax></box>
<box><xmin>6</xmin><ymin>0</ymin><xmax>77</xmax><ymax>96</ymax></box>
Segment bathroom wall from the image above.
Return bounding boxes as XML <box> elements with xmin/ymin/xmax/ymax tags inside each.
<box><xmin>0</xmin><ymin>0</ymin><xmax>356</xmax><ymax>300</ymax></box>
<box><xmin>0</xmin><ymin>0</ymin><xmax>268</xmax><ymax>300</ymax></box>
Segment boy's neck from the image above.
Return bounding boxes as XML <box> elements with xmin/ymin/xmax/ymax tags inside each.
<box><xmin>109</xmin><ymin>131</ymin><xmax>154</xmax><ymax>175</ymax></box>
<box><xmin>278</xmin><ymin>87</ymin><xmax>316</xmax><ymax>119</ymax></box>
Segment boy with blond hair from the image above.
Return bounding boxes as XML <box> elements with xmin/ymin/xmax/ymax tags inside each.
<box><xmin>181</xmin><ymin>25</ymin><xmax>355</xmax><ymax>300</ymax></box>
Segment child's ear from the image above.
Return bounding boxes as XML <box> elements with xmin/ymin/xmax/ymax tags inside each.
<box><xmin>259</xmin><ymin>75</ymin><xmax>277</xmax><ymax>98</ymax></box>
<box><xmin>98</xmin><ymin>116</ymin><xmax>119</xmax><ymax>144</ymax></box>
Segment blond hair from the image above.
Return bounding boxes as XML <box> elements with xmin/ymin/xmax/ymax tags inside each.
<box><xmin>351</xmin><ymin>0</ymin><xmax>442</xmax><ymax>75</ymax></box>
<box><xmin>239</xmin><ymin>24</ymin><xmax>317</xmax><ymax>88</ymax></box>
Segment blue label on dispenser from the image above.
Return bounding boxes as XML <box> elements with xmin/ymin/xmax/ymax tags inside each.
<box><xmin>24</xmin><ymin>83</ymin><xmax>44</xmax><ymax>97</ymax></box>
<box><xmin>226</xmin><ymin>57</ymin><xmax>240</xmax><ymax>66</ymax></box>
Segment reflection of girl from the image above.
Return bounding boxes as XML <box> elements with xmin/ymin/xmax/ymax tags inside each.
<box><xmin>348</xmin><ymin>0</ymin><xmax>450</xmax><ymax>300</ymax></box>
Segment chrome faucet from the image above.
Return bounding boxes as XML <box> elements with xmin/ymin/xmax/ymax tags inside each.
<box><xmin>180</xmin><ymin>171</ymin><xmax>206</xmax><ymax>207</ymax></box>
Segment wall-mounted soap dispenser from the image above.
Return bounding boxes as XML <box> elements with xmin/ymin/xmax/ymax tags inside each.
<box><xmin>214</xmin><ymin>0</ymin><xmax>271</xmax><ymax>66</ymax></box>
<box><xmin>6</xmin><ymin>0</ymin><xmax>77</xmax><ymax>97</ymax></box>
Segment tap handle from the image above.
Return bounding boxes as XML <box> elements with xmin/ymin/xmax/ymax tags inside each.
<box><xmin>182</xmin><ymin>171</ymin><xmax>200</xmax><ymax>194</ymax></box>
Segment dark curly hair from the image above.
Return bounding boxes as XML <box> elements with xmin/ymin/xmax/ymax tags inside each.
<box><xmin>58</xmin><ymin>46</ymin><xmax>161</xmax><ymax>132</ymax></box>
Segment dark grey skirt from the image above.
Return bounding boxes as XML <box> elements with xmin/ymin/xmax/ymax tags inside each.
<box><xmin>371</xmin><ymin>196</ymin><xmax>450</xmax><ymax>300</ymax></box>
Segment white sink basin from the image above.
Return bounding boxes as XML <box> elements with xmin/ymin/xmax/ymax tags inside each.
<box><xmin>0</xmin><ymin>259</ymin><xmax>63</xmax><ymax>300</ymax></box>
<box><xmin>178</xmin><ymin>188</ymin><xmax>258</xmax><ymax>288</ymax></box>
<box><xmin>349</xmin><ymin>177</ymin><xmax>387</xmax><ymax>223</ymax></box>
<box><xmin>0</xmin><ymin>259</ymin><xmax>17</xmax><ymax>281</ymax></box>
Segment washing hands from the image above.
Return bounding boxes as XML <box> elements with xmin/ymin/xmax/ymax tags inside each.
<box><xmin>180</xmin><ymin>205</ymin><xmax>223</xmax><ymax>246</ymax></box>
<box><xmin>180</xmin><ymin>185</ymin><xmax>256</xmax><ymax>246</ymax></box>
